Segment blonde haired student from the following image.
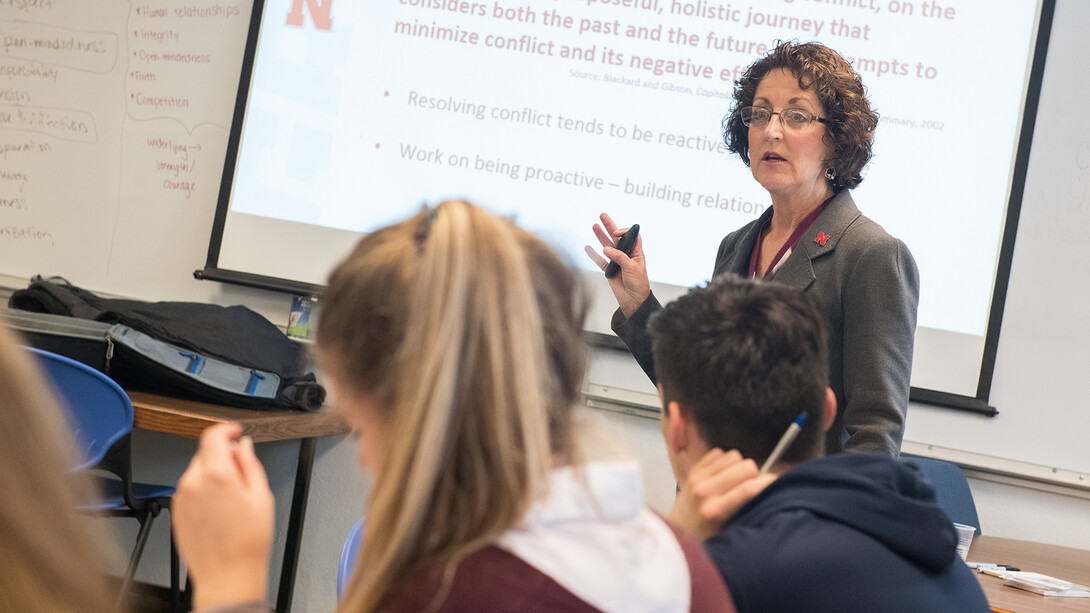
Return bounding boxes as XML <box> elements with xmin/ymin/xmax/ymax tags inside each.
<box><xmin>173</xmin><ymin>201</ymin><xmax>736</xmax><ymax>613</ymax></box>
<box><xmin>0</xmin><ymin>324</ymin><xmax>114</xmax><ymax>613</ymax></box>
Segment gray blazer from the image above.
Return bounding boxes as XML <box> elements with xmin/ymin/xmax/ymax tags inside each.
<box><xmin>614</xmin><ymin>190</ymin><xmax>919</xmax><ymax>457</ymax></box>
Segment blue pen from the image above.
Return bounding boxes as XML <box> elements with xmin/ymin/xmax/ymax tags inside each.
<box><xmin>759</xmin><ymin>412</ymin><xmax>808</xmax><ymax>475</ymax></box>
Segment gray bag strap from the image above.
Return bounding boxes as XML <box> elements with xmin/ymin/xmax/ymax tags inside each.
<box><xmin>107</xmin><ymin>324</ymin><xmax>281</xmax><ymax>400</ymax></box>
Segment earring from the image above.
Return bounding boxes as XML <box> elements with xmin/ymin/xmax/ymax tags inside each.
<box><xmin>825</xmin><ymin>168</ymin><xmax>837</xmax><ymax>180</ymax></box>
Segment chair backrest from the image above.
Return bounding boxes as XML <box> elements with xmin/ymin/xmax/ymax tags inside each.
<box><xmin>904</xmin><ymin>457</ymin><xmax>981</xmax><ymax>534</ymax></box>
<box><xmin>25</xmin><ymin>347</ymin><xmax>134</xmax><ymax>471</ymax></box>
<box><xmin>337</xmin><ymin>517</ymin><xmax>365</xmax><ymax>600</ymax></box>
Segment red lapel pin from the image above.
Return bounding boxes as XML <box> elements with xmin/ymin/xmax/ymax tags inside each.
<box><xmin>814</xmin><ymin>232</ymin><xmax>830</xmax><ymax>246</ymax></box>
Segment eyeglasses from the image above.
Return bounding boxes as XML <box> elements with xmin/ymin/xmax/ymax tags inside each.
<box><xmin>738</xmin><ymin>106</ymin><xmax>830</xmax><ymax>130</ymax></box>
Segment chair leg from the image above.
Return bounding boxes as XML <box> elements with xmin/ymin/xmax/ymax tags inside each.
<box><xmin>170</xmin><ymin>516</ymin><xmax>183</xmax><ymax>613</ymax></box>
<box><xmin>184</xmin><ymin>575</ymin><xmax>193</xmax><ymax>611</ymax></box>
<box><xmin>117</xmin><ymin>505</ymin><xmax>160</xmax><ymax>609</ymax></box>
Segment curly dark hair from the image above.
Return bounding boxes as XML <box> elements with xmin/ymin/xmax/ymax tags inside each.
<box><xmin>723</xmin><ymin>40</ymin><xmax>878</xmax><ymax>193</ymax></box>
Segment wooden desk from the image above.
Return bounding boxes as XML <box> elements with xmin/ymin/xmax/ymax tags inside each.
<box><xmin>967</xmin><ymin>535</ymin><xmax>1090</xmax><ymax>612</ymax></box>
<box><xmin>129</xmin><ymin>391</ymin><xmax>350</xmax><ymax>613</ymax></box>
<box><xmin>129</xmin><ymin>391</ymin><xmax>349</xmax><ymax>442</ymax></box>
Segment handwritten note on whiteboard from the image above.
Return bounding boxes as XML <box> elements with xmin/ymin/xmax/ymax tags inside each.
<box><xmin>0</xmin><ymin>0</ymin><xmax>251</xmax><ymax>303</ymax></box>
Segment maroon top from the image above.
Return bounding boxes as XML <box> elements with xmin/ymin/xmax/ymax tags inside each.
<box><xmin>378</xmin><ymin>521</ymin><xmax>737</xmax><ymax>613</ymax></box>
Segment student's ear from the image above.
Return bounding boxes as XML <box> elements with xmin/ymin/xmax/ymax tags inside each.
<box><xmin>821</xmin><ymin>387</ymin><xmax>837</xmax><ymax>432</ymax></box>
<box><xmin>663</xmin><ymin>400</ymin><xmax>691</xmax><ymax>455</ymax></box>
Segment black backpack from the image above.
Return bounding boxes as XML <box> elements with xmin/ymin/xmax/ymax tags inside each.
<box><xmin>10</xmin><ymin>276</ymin><xmax>325</xmax><ymax>411</ymax></box>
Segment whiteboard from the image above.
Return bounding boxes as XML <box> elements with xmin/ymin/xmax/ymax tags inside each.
<box><xmin>1</xmin><ymin>0</ymin><xmax>1088</xmax><ymax>482</ymax></box>
<box><xmin>0</xmin><ymin>0</ymin><xmax>263</xmax><ymax>309</ymax></box>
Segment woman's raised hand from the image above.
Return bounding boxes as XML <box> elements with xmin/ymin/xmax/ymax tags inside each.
<box><xmin>585</xmin><ymin>213</ymin><xmax>651</xmax><ymax>318</ymax></box>
<box><xmin>173</xmin><ymin>423</ymin><xmax>275</xmax><ymax>611</ymax></box>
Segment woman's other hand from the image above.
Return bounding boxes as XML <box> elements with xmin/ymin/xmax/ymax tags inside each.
<box><xmin>585</xmin><ymin>213</ymin><xmax>651</xmax><ymax>318</ymax></box>
<box><xmin>174</xmin><ymin>423</ymin><xmax>275</xmax><ymax>610</ymax></box>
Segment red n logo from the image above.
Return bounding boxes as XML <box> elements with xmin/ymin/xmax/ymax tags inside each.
<box><xmin>286</xmin><ymin>0</ymin><xmax>333</xmax><ymax>30</ymax></box>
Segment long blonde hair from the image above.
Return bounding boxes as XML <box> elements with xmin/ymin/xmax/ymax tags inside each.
<box><xmin>319</xmin><ymin>201</ymin><xmax>588</xmax><ymax>612</ymax></box>
<box><xmin>0</xmin><ymin>325</ymin><xmax>114</xmax><ymax>613</ymax></box>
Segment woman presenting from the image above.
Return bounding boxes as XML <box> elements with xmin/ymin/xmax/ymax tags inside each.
<box><xmin>588</xmin><ymin>41</ymin><xmax>919</xmax><ymax>457</ymax></box>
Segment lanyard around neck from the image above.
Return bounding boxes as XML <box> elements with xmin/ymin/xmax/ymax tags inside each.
<box><xmin>747</xmin><ymin>196</ymin><xmax>833</xmax><ymax>280</ymax></box>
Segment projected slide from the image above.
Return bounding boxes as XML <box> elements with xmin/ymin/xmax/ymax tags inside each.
<box><xmin>217</xmin><ymin>0</ymin><xmax>1043</xmax><ymax>396</ymax></box>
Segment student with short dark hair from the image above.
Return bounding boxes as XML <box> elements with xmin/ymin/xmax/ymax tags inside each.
<box><xmin>651</xmin><ymin>275</ymin><xmax>990</xmax><ymax>613</ymax></box>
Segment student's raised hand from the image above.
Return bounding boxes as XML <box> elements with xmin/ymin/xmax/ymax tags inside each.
<box><xmin>668</xmin><ymin>449</ymin><xmax>777</xmax><ymax>540</ymax></box>
<box><xmin>173</xmin><ymin>423</ymin><xmax>275</xmax><ymax>610</ymax></box>
<box><xmin>585</xmin><ymin>213</ymin><xmax>651</xmax><ymax>318</ymax></box>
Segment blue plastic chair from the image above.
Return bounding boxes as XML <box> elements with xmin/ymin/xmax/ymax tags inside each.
<box><xmin>27</xmin><ymin>347</ymin><xmax>182</xmax><ymax>610</ymax></box>
<box><xmin>904</xmin><ymin>456</ymin><xmax>981</xmax><ymax>534</ymax></box>
<box><xmin>338</xmin><ymin>517</ymin><xmax>366</xmax><ymax>600</ymax></box>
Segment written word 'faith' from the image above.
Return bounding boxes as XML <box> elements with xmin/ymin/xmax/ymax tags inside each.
<box><xmin>287</xmin><ymin>0</ymin><xmax>333</xmax><ymax>30</ymax></box>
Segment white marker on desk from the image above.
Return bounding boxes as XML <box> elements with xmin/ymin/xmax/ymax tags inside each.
<box><xmin>759</xmin><ymin>412</ymin><xmax>808</xmax><ymax>475</ymax></box>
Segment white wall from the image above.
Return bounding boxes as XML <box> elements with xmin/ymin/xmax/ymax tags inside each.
<box><xmin>968</xmin><ymin>475</ymin><xmax>1090</xmax><ymax>551</ymax></box>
